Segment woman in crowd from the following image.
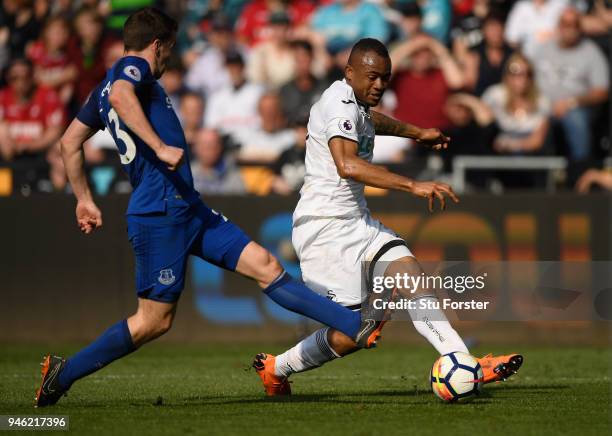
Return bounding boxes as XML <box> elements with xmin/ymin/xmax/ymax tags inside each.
<box><xmin>462</xmin><ymin>11</ymin><xmax>512</xmax><ymax>96</ymax></box>
<box><xmin>482</xmin><ymin>52</ymin><xmax>550</xmax><ymax>155</ymax></box>
<box><xmin>27</xmin><ymin>16</ymin><xmax>76</xmax><ymax>103</ymax></box>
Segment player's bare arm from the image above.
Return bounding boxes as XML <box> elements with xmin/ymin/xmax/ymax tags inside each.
<box><xmin>108</xmin><ymin>79</ymin><xmax>183</xmax><ymax>170</ymax></box>
<box><xmin>369</xmin><ymin>110</ymin><xmax>450</xmax><ymax>150</ymax></box>
<box><xmin>60</xmin><ymin>118</ymin><xmax>102</xmax><ymax>234</ymax></box>
<box><xmin>329</xmin><ymin>137</ymin><xmax>458</xmax><ymax>211</ymax></box>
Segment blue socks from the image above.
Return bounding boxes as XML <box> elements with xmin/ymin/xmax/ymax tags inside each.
<box><xmin>58</xmin><ymin>319</ymin><xmax>136</xmax><ymax>389</ymax></box>
<box><xmin>263</xmin><ymin>272</ymin><xmax>361</xmax><ymax>339</ymax></box>
<box><xmin>57</xmin><ymin>273</ymin><xmax>360</xmax><ymax>389</ymax></box>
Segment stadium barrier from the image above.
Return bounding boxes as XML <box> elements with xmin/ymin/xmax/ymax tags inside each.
<box><xmin>1</xmin><ymin>193</ymin><xmax>610</xmax><ymax>344</ymax></box>
<box><xmin>451</xmin><ymin>156</ymin><xmax>568</xmax><ymax>193</ymax></box>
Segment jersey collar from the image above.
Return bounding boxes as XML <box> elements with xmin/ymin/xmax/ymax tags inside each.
<box><xmin>342</xmin><ymin>78</ymin><xmax>370</xmax><ymax>112</ymax></box>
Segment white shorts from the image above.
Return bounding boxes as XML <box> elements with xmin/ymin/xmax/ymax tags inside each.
<box><xmin>292</xmin><ymin>213</ymin><xmax>413</xmax><ymax>307</ymax></box>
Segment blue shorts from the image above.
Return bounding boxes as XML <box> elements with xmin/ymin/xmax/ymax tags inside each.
<box><xmin>127</xmin><ymin>201</ymin><xmax>251</xmax><ymax>303</ymax></box>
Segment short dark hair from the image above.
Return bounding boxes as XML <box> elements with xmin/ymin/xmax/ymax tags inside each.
<box><xmin>123</xmin><ymin>7</ymin><xmax>177</xmax><ymax>51</ymax></box>
<box><xmin>348</xmin><ymin>38</ymin><xmax>389</xmax><ymax>65</ymax></box>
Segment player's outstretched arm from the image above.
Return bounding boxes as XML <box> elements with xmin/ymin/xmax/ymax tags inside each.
<box><xmin>109</xmin><ymin>80</ymin><xmax>183</xmax><ymax>171</ymax></box>
<box><xmin>329</xmin><ymin>137</ymin><xmax>459</xmax><ymax>212</ymax></box>
<box><xmin>60</xmin><ymin>118</ymin><xmax>103</xmax><ymax>234</ymax></box>
<box><xmin>370</xmin><ymin>110</ymin><xmax>449</xmax><ymax>150</ymax></box>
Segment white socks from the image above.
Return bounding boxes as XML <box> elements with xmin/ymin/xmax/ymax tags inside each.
<box><xmin>274</xmin><ymin>297</ymin><xmax>469</xmax><ymax>379</ymax></box>
<box><xmin>408</xmin><ymin>296</ymin><xmax>469</xmax><ymax>355</ymax></box>
<box><xmin>274</xmin><ymin>327</ymin><xmax>340</xmax><ymax>378</ymax></box>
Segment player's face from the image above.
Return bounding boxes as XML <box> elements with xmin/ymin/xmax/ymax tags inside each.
<box><xmin>346</xmin><ymin>53</ymin><xmax>391</xmax><ymax>107</ymax></box>
<box><xmin>153</xmin><ymin>38</ymin><xmax>175</xmax><ymax>79</ymax></box>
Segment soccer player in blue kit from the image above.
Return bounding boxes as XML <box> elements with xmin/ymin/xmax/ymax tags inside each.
<box><xmin>35</xmin><ymin>8</ymin><xmax>384</xmax><ymax>407</ymax></box>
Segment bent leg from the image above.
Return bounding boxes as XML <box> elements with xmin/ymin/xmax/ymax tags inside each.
<box><xmin>230</xmin><ymin>241</ymin><xmax>362</xmax><ymax>339</ymax></box>
<box><xmin>58</xmin><ymin>298</ymin><xmax>176</xmax><ymax>389</ymax></box>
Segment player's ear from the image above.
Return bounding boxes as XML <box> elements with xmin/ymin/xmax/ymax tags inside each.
<box><xmin>345</xmin><ymin>64</ymin><xmax>353</xmax><ymax>82</ymax></box>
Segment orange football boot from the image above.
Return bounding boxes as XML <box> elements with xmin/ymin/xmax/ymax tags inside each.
<box><xmin>478</xmin><ymin>353</ymin><xmax>523</xmax><ymax>384</ymax></box>
<box><xmin>252</xmin><ymin>353</ymin><xmax>291</xmax><ymax>396</ymax></box>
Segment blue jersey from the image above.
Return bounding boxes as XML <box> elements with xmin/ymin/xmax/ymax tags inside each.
<box><xmin>77</xmin><ymin>55</ymin><xmax>199</xmax><ymax>215</ymax></box>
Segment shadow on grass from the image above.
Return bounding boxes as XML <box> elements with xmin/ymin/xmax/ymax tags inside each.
<box><xmin>19</xmin><ymin>385</ymin><xmax>570</xmax><ymax>409</ymax></box>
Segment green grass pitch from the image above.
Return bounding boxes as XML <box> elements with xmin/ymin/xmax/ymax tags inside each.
<box><xmin>1</xmin><ymin>344</ymin><xmax>610</xmax><ymax>435</ymax></box>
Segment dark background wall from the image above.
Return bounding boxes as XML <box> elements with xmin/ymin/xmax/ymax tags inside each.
<box><xmin>1</xmin><ymin>194</ymin><xmax>610</xmax><ymax>344</ymax></box>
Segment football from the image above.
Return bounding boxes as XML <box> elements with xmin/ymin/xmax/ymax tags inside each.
<box><xmin>430</xmin><ymin>352</ymin><xmax>484</xmax><ymax>402</ymax></box>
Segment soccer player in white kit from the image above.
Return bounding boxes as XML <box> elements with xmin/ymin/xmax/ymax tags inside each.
<box><xmin>253</xmin><ymin>39</ymin><xmax>522</xmax><ymax>395</ymax></box>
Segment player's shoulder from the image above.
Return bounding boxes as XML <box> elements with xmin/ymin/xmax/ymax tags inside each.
<box><xmin>111</xmin><ymin>55</ymin><xmax>153</xmax><ymax>84</ymax></box>
<box><xmin>319</xmin><ymin>80</ymin><xmax>358</xmax><ymax>110</ymax></box>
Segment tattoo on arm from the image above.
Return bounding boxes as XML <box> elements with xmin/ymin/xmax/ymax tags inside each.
<box><xmin>370</xmin><ymin>110</ymin><xmax>421</xmax><ymax>138</ymax></box>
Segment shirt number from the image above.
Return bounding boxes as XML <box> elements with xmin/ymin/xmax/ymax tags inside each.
<box><xmin>108</xmin><ymin>108</ymin><xmax>136</xmax><ymax>164</ymax></box>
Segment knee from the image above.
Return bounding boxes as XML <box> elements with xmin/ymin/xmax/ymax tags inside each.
<box><xmin>153</xmin><ymin>316</ymin><xmax>173</xmax><ymax>337</ymax></box>
<box><xmin>130</xmin><ymin>313</ymin><xmax>173</xmax><ymax>344</ymax></box>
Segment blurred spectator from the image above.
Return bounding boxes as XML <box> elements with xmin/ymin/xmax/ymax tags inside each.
<box><xmin>462</xmin><ymin>11</ymin><xmax>512</xmax><ymax>96</ymax></box>
<box><xmin>0</xmin><ymin>0</ymin><xmax>44</xmax><ymax>68</ymax></box>
<box><xmin>27</xmin><ymin>16</ymin><xmax>76</xmax><ymax>103</ymax></box>
<box><xmin>450</xmin><ymin>0</ymin><xmax>513</xmax><ymax>49</ymax></box>
<box><xmin>504</xmin><ymin>0</ymin><xmax>567</xmax><ymax>59</ymax></box>
<box><xmin>185</xmin><ymin>15</ymin><xmax>245</xmax><ymax>98</ymax></box>
<box><xmin>247</xmin><ymin>10</ymin><xmax>296</xmax><ymax>88</ymax></box>
<box><xmin>0</xmin><ymin>59</ymin><xmax>65</xmax><ymax>162</ymax></box>
<box><xmin>279</xmin><ymin>39</ymin><xmax>327</xmax><ymax>125</ymax></box>
<box><xmin>311</xmin><ymin>0</ymin><xmax>390</xmax><ymax>51</ymax></box>
<box><xmin>178</xmin><ymin>91</ymin><xmax>204</xmax><ymax>147</ymax></box>
<box><xmin>67</xmin><ymin>7</ymin><xmax>117</xmax><ymax>105</ymax></box>
<box><xmin>236</xmin><ymin>0</ymin><xmax>315</xmax><ymax>47</ymax></box>
<box><xmin>204</xmin><ymin>51</ymin><xmax>263</xmax><ymax>144</ymax></box>
<box><xmin>450</xmin><ymin>0</ymin><xmax>492</xmax><ymax>54</ymax></box>
<box><xmin>482</xmin><ymin>53</ymin><xmax>550</xmax><ymax>154</ymax></box>
<box><xmin>394</xmin><ymin>1</ymin><xmax>425</xmax><ymax>41</ymax></box>
<box><xmin>159</xmin><ymin>56</ymin><xmax>185</xmax><ymax>110</ymax></box>
<box><xmin>443</xmin><ymin>93</ymin><xmax>495</xmax><ymax>171</ymax></box>
<box><xmin>190</xmin><ymin>128</ymin><xmax>246</xmax><ymax>195</ymax></box>
<box><xmin>575</xmin><ymin>168</ymin><xmax>612</xmax><ymax>192</ymax></box>
<box><xmin>533</xmin><ymin>7</ymin><xmax>609</xmax><ymax>162</ymax></box>
<box><xmin>271</xmin><ymin>120</ymin><xmax>307</xmax><ymax>194</ymax></box>
<box><xmin>175</xmin><ymin>0</ymin><xmax>246</xmax><ymax>67</ymax></box>
<box><xmin>577</xmin><ymin>0</ymin><xmax>612</xmax><ymax>42</ymax></box>
<box><xmin>323</xmin><ymin>39</ymin><xmax>353</xmax><ymax>83</ymax></box>
<box><xmin>372</xmin><ymin>91</ymin><xmax>411</xmax><ymax>163</ymax></box>
<box><xmin>101</xmin><ymin>0</ymin><xmax>157</xmax><ymax>36</ymax></box>
<box><xmin>235</xmin><ymin>92</ymin><xmax>295</xmax><ymax>163</ymax></box>
<box><xmin>418</xmin><ymin>0</ymin><xmax>453</xmax><ymax>42</ymax></box>
<box><xmin>390</xmin><ymin>34</ymin><xmax>464</xmax><ymax>129</ymax></box>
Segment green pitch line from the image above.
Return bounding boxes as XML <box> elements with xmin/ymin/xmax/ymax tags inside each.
<box><xmin>0</xmin><ymin>344</ymin><xmax>610</xmax><ymax>436</ymax></box>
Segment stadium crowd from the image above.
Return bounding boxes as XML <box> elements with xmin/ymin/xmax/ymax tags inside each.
<box><xmin>0</xmin><ymin>0</ymin><xmax>610</xmax><ymax>196</ymax></box>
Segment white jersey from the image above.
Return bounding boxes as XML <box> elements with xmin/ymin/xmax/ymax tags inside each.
<box><xmin>293</xmin><ymin>79</ymin><xmax>375</xmax><ymax>222</ymax></box>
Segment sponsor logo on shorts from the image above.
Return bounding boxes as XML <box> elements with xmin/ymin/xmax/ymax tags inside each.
<box><xmin>158</xmin><ymin>268</ymin><xmax>176</xmax><ymax>286</ymax></box>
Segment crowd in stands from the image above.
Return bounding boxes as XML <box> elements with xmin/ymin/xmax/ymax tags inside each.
<box><xmin>0</xmin><ymin>0</ymin><xmax>610</xmax><ymax>197</ymax></box>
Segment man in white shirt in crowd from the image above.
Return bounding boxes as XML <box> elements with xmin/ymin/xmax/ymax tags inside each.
<box><xmin>204</xmin><ymin>51</ymin><xmax>264</xmax><ymax>147</ymax></box>
<box><xmin>505</xmin><ymin>0</ymin><xmax>568</xmax><ymax>58</ymax></box>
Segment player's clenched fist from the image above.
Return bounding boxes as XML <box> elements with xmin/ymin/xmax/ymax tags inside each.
<box><xmin>75</xmin><ymin>200</ymin><xmax>103</xmax><ymax>234</ymax></box>
<box><xmin>156</xmin><ymin>144</ymin><xmax>184</xmax><ymax>171</ymax></box>
<box><xmin>409</xmin><ymin>181</ymin><xmax>459</xmax><ymax>212</ymax></box>
<box><xmin>415</xmin><ymin>128</ymin><xmax>450</xmax><ymax>150</ymax></box>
